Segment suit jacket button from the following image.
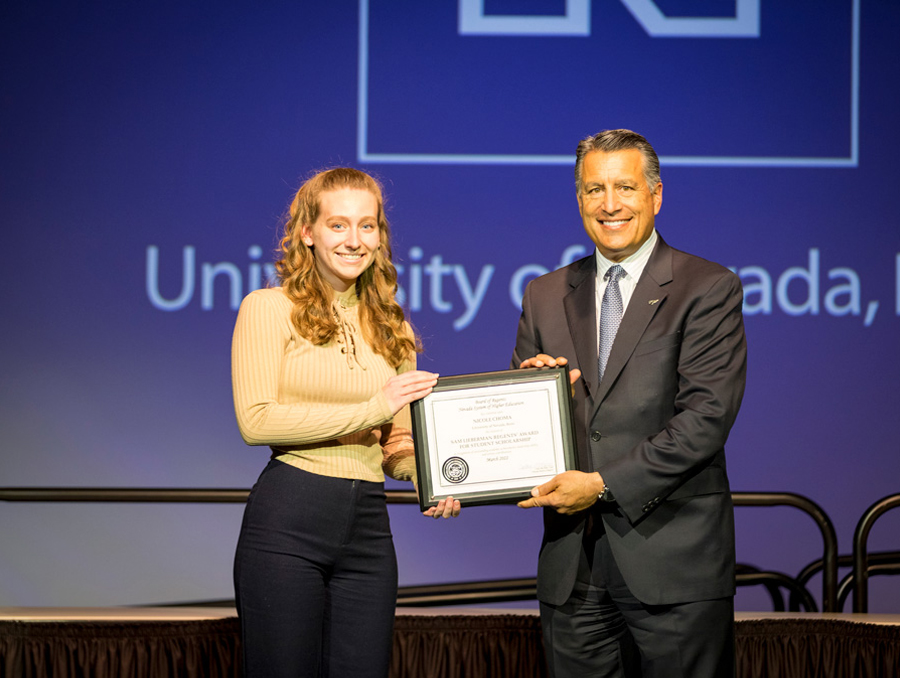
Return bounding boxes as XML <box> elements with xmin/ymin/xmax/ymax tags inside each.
<box><xmin>591</xmin><ymin>431</ymin><xmax>601</xmax><ymax>442</ymax></box>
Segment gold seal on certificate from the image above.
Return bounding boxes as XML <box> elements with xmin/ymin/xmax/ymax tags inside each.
<box><xmin>410</xmin><ymin>366</ymin><xmax>577</xmax><ymax>510</ymax></box>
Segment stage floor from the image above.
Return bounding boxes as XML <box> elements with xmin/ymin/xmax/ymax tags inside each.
<box><xmin>3</xmin><ymin>605</ymin><xmax>900</xmax><ymax>625</ymax></box>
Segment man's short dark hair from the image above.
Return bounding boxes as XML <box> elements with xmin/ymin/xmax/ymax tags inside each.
<box><xmin>575</xmin><ymin>129</ymin><xmax>661</xmax><ymax>193</ymax></box>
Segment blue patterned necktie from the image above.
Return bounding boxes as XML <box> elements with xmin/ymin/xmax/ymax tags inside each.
<box><xmin>598</xmin><ymin>265</ymin><xmax>626</xmax><ymax>383</ymax></box>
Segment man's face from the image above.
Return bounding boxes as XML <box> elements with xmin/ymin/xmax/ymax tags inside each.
<box><xmin>577</xmin><ymin>149</ymin><xmax>663</xmax><ymax>262</ymax></box>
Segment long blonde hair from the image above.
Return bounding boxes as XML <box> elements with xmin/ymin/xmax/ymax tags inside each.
<box><xmin>275</xmin><ymin>167</ymin><xmax>419</xmax><ymax>368</ymax></box>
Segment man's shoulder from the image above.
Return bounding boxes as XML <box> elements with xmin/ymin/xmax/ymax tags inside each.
<box><xmin>527</xmin><ymin>255</ymin><xmax>594</xmax><ymax>291</ymax></box>
<box><xmin>661</xmin><ymin>240</ymin><xmax>738</xmax><ymax>284</ymax></box>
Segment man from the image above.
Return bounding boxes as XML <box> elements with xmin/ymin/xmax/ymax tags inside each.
<box><xmin>513</xmin><ymin>129</ymin><xmax>746</xmax><ymax>678</ymax></box>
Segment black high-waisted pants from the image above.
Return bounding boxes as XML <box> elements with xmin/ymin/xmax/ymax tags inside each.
<box><xmin>234</xmin><ymin>459</ymin><xmax>398</xmax><ymax>678</ymax></box>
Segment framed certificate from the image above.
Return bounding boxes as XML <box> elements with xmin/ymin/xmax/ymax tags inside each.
<box><xmin>410</xmin><ymin>366</ymin><xmax>577</xmax><ymax>510</ymax></box>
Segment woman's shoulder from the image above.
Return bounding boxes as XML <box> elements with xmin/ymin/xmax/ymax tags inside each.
<box><xmin>236</xmin><ymin>287</ymin><xmax>295</xmax><ymax>326</ymax></box>
<box><xmin>240</xmin><ymin>286</ymin><xmax>291</xmax><ymax>309</ymax></box>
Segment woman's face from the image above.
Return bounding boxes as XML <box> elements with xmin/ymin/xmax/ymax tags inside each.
<box><xmin>300</xmin><ymin>188</ymin><xmax>381</xmax><ymax>292</ymax></box>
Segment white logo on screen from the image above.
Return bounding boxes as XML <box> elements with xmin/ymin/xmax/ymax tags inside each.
<box><xmin>358</xmin><ymin>0</ymin><xmax>858</xmax><ymax>167</ymax></box>
<box><xmin>458</xmin><ymin>0</ymin><xmax>760</xmax><ymax>38</ymax></box>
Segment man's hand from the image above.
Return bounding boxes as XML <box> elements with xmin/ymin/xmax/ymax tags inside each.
<box><xmin>518</xmin><ymin>354</ymin><xmax>582</xmax><ymax>386</ymax></box>
<box><xmin>517</xmin><ymin>471</ymin><xmax>605</xmax><ymax>515</ymax></box>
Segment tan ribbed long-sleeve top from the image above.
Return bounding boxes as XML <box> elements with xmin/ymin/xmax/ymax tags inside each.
<box><xmin>231</xmin><ymin>286</ymin><xmax>417</xmax><ymax>484</ymax></box>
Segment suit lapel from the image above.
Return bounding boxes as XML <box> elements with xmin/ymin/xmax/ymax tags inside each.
<box><xmin>592</xmin><ymin>237</ymin><xmax>674</xmax><ymax>409</ymax></box>
<box><xmin>563</xmin><ymin>257</ymin><xmax>599</xmax><ymax>401</ymax></box>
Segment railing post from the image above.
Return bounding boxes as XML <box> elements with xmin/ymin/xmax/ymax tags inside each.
<box><xmin>732</xmin><ymin>492</ymin><xmax>838</xmax><ymax>612</ymax></box>
<box><xmin>852</xmin><ymin>494</ymin><xmax>900</xmax><ymax>613</ymax></box>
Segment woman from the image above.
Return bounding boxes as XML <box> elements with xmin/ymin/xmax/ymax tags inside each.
<box><xmin>231</xmin><ymin>167</ymin><xmax>460</xmax><ymax>677</ymax></box>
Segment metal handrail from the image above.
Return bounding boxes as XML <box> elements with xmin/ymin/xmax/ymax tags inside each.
<box><xmin>397</xmin><ymin>578</ymin><xmax>538</xmax><ymax>607</ymax></box>
<box><xmin>0</xmin><ymin>488</ymin><xmax>251</xmax><ymax>503</ymax></box>
<box><xmin>731</xmin><ymin>492</ymin><xmax>838</xmax><ymax>612</ymax></box>
<box><xmin>734</xmin><ymin>570</ymin><xmax>816</xmax><ymax>612</ymax></box>
<box><xmin>735</xmin><ymin>564</ymin><xmax>786</xmax><ymax>610</ymax></box>
<box><xmin>838</xmin><ymin>563</ymin><xmax>900</xmax><ymax>612</ymax></box>
<box><xmin>2</xmin><ymin>488</ymin><xmax>834</xmax><ymax>611</ymax></box>
<box><xmin>852</xmin><ymin>493</ymin><xmax>900</xmax><ymax>612</ymax></box>
<box><xmin>0</xmin><ymin>487</ymin><xmax>418</xmax><ymax>504</ymax></box>
<box><xmin>793</xmin><ymin>550</ymin><xmax>900</xmax><ymax>611</ymax></box>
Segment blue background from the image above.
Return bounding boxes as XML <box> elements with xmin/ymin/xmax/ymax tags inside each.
<box><xmin>2</xmin><ymin>0</ymin><xmax>899</xmax><ymax>612</ymax></box>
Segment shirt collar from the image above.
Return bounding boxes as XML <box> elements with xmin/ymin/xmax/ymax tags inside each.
<box><xmin>594</xmin><ymin>229</ymin><xmax>658</xmax><ymax>281</ymax></box>
<box><xmin>333</xmin><ymin>285</ymin><xmax>360</xmax><ymax>309</ymax></box>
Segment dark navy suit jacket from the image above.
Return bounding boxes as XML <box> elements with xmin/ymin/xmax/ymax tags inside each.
<box><xmin>512</xmin><ymin>235</ymin><xmax>747</xmax><ymax>606</ymax></box>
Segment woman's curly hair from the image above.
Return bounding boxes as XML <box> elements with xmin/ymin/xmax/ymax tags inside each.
<box><xmin>275</xmin><ymin>167</ymin><xmax>419</xmax><ymax>368</ymax></box>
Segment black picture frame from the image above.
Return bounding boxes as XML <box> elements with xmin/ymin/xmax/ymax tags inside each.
<box><xmin>411</xmin><ymin>366</ymin><xmax>577</xmax><ymax>510</ymax></box>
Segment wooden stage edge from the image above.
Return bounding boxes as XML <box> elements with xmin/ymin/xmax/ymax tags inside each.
<box><xmin>2</xmin><ymin>606</ymin><xmax>900</xmax><ymax>625</ymax></box>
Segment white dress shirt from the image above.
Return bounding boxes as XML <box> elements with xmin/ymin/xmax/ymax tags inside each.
<box><xmin>594</xmin><ymin>229</ymin><xmax>658</xmax><ymax>349</ymax></box>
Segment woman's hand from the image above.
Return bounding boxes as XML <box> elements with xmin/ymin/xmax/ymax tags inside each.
<box><xmin>383</xmin><ymin>370</ymin><xmax>439</xmax><ymax>416</ymax></box>
<box><xmin>423</xmin><ymin>496</ymin><xmax>461</xmax><ymax>519</ymax></box>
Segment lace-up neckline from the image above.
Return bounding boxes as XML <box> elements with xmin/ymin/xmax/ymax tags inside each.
<box><xmin>332</xmin><ymin>287</ymin><xmax>364</xmax><ymax>370</ymax></box>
